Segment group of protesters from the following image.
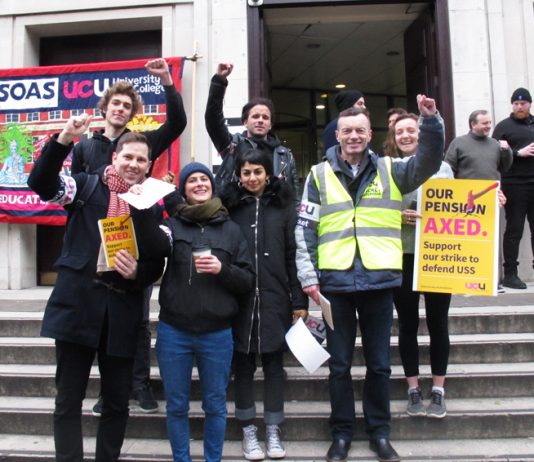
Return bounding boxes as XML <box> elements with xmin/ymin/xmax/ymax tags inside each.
<box><xmin>28</xmin><ymin>56</ymin><xmax>532</xmax><ymax>462</ymax></box>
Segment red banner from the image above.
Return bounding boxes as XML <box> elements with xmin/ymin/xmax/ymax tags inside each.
<box><xmin>0</xmin><ymin>57</ymin><xmax>184</xmax><ymax>225</ymax></box>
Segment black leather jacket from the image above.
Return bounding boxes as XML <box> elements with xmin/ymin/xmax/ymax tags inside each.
<box><xmin>205</xmin><ymin>74</ymin><xmax>299</xmax><ymax>197</ymax></box>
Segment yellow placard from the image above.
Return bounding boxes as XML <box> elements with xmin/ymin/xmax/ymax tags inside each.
<box><xmin>97</xmin><ymin>215</ymin><xmax>138</xmax><ymax>268</ymax></box>
<box><xmin>413</xmin><ymin>178</ymin><xmax>499</xmax><ymax>296</ymax></box>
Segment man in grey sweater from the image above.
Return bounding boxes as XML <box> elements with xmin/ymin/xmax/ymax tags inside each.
<box><xmin>444</xmin><ymin>110</ymin><xmax>512</xmax><ymax>180</ymax></box>
<box><xmin>444</xmin><ymin>109</ymin><xmax>512</xmax><ymax>290</ymax></box>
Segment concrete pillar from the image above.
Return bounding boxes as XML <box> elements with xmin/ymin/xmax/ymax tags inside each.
<box><xmin>0</xmin><ymin>224</ymin><xmax>37</xmax><ymax>289</ymax></box>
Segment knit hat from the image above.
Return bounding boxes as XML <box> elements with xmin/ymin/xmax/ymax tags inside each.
<box><xmin>334</xmin><ymin>90</ymin><xmax>364</xmax><ymax>112</ymax></box>
<box><xmin>511</xmin><ymin>87</ymin><xmax>532</xmax><ymax>103</ymax></box>
<box><xmin>178</xmin><ymin>162</ymin><xmax>215</xmax><ymax>198</ymax></box>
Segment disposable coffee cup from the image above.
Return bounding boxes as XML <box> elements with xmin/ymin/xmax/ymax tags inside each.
<box><xmin>192</xmin><ymin>245</ymin><xmax>211</xmax><ymax>272</ymax></box>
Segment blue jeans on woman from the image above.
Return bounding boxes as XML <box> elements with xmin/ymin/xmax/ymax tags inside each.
<box><xmin>156</xmin><ymin>321</ymin><xmax>233</xmax><ymax>462</ymax></box>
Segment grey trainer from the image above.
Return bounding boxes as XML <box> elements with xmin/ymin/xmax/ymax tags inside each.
<box><xmin>427</xmin><ymin>390</ymin><xmax>447</xmax><ymax>418</ymax></box>
<box><xmin>406</xmin><ymin>388</ymin><xmax>426</xmax><ymax>416</ymax></box>
<box><xmin>242</xmin><ymin>424</ymin><xmax>265</xmax><ymax>460</ymax></box>
<box><xmin>266</xmin><ymin>424</ymin><xmax>286</xmax><ymax>459</ymax></box>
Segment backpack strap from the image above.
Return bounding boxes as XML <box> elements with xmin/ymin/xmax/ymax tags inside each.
<box><xmin>74</xmin><ymin>174</ymin><xmax>99</xmax><ymax>208</ymax></box>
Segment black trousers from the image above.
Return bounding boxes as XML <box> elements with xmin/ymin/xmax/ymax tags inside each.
<box><xmin>324</xmin><ymin>289</ymin><xmax>394</xmax><ymax>441</ymax></box>
<box><xmin>393</xmin><ymin>253</ymin><xmax>451</xmax><ymax>377</ymax></box>
<box><xmin>234</xmin><ymin>350</ymin><xmax>285</xmax><ymax>426</ymax></box>
<box><xmin>131</xmin><ymin>285</ymin><xmax>152</xmax><ymax>390</ymax></box>
<box><xmin>54</xmin><ymin>336</ymin><xmax>134</xmax><ymax>462</ymax></box>
<box><xmin>501</xmin><ymin>182</ymin><xmax>534</xmax><ymax>275</ymax></box>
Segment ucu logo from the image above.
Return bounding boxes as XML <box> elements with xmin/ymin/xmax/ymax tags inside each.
<box><xmin>63</xmin><ymin>79</ymin><xmax>113</xmax><ymax>99</ymax></box>
<box><xmin>465</xmin><ymin>282</ymin><xmax>486</xmax><ymax>291</ymax></box>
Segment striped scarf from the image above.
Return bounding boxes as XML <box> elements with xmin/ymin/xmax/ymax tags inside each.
<box><xmin>104</xmin><ymin>166</ymin><xmax>131</xmax><ymax>217</ymax></box>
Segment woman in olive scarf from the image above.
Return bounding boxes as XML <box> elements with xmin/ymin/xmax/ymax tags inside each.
<box><xmin>157</xmin><ymin>162</ymin><xmax>254</xmax><ymax>462</ymax></box>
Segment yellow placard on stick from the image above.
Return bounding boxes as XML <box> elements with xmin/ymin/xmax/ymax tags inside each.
<box><xmin>98</xmin><ymin>215</ymin><xmax>139</xmax><ymax>269</ymax></box>
<box><xmin>413</xmin><ymin>178</ymin><xmax>499</xmax><ymax>296</ymax></box>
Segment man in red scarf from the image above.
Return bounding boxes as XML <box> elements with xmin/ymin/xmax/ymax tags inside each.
<box><xmin>68</xmin><ymin>58</ymin><xmax>186</xmax><ymax>415</ymax></box>
<box><xmin>28</xmin><ymin>122</ymin><xmax>170</xmax><ymax>462</ymax></box>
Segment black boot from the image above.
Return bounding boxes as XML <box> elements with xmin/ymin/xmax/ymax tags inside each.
<box><xmin>369</xmin><ymin>438</ymin><xmax>400</xmax><ymax>462</ymax></box>
<box><xmin>502</xmin><ymin>274</ymin><xmax>527</xmax><ymax>289</ymax></box>
<box><xmin>326</xmin><ymin>438</ymin><xmax>351</xmax><ymax>462</ymax></box>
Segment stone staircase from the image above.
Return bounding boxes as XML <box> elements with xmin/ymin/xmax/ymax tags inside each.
<box><xmin>0</xmin><ymin>289</ymin><xmax>534</xmax><ymax>461</ymax></box>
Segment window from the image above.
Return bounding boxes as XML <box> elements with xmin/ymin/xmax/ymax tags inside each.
<box><xmin>71</xmin><ymin>109</ymin><xmax>85</xmax><ymax>116</ymax></box>
<box><xmin>49</xmin><ymin>110</ymin><xmax>63</xmax><ymax>120</ymax></box>
<box><xmin>94</xmin><ymin>108</ymin><xmax>102</xmax><ymax>118</ymax></box>
<box><xmin>144</xmin><ymin>104</ymin><xmax>158</xmax><ymax>114</ymax></box>
<box><xmin>6</xmin><ymin>113</ymin><xmax>20</xmax><ymax>123</ymax></box>
<box><xmin>27</xmin><ymin>112</ymin><xmax>40</xmax><ymax>122</ymax></box>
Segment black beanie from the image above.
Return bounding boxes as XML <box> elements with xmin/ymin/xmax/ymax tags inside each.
<box><xmin>511</xmin><ymin>87</ymin><xmax>532</xmax><ymax>103</ymax></box>
<box><xmin>334</xmin><ymin>90</ymin><xmax>364</xmax><ymax>112</ymax></box>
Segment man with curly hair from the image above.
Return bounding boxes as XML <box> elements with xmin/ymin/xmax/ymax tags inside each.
<box><xmin>71</xmin><ymin>58</ymin><xmax>186</xmax><ymax>174</ymax></box>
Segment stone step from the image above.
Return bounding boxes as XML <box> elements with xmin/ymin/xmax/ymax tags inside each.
<box><xmin>1</xmin><ymin>434</ymin><xmax>534</xmax><ymax>461</ymax></box>
<box><xmin>2</xmin><ymin>332</ymin><xmax>534</xmax><ymax>365</ymax></box>
<box><xmin>1</xmin><ymin>363</ymin><xmax>533</xmax><ymax>401</ymax></box>
<box><xmin>0</xmin><ymin>285</ymin><xmax>533</xmax><ymax>310</ymax></box>
<box><xmin>3</xmin><ymin>306</ymin><xmax>534</xmax><ymax>337</ymax></box>
<box><xmin>1</xmin><ymin>289</ymin><xmax>534</xmax><ymax>459</ymax></box>
<box><xmin>0</xmin><ymin>396</ymin><xmax>532</xmax><ymax>441</ymax></box>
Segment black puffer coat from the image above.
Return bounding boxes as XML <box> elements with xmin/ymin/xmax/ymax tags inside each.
<box><xmin>158</xmin><ymin>211</ymin><xmax>255</xmax><ymax>334</ymax></box>
<box><xmin>221</xmin><ymin>178</ymin><xmax>308</xmax><ymax>353</ymax></box>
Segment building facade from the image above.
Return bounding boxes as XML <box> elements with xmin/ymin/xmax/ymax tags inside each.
<box><xmin>0</xmin><ymin>0</ymin><xmax>533</xmax><ymax>288</ymax></box>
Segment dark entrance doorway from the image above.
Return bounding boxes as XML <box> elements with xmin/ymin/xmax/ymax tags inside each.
<box><xmin>37</xmin><ymin>31</ymin><xmax>161</xmax><ymax>285</ymax></box>
<box><xmin>247</xmin><ymin>0</ymin><xmax>453</xmax><ymax>187</ymax></box>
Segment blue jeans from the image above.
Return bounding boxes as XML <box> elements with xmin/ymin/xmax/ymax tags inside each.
<box><xmin>156</xmin><ymin>322</ymin><xmax>233</xmax><ymax>462</ymax></box>
<box><xmin>323</xmin><ymin>289</ymin><xmax>393</xmax><ymax>442</ymax></box>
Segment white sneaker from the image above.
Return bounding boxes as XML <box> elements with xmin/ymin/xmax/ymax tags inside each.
<box><xmin>266</xmin><ymin>424</ymin><xmax>286</xmax><ymax>459</ymax></box>
<box><xmin>242</xmin><ymin>424</ymin><xmax>265</xmax><ymax>460</ymax></box>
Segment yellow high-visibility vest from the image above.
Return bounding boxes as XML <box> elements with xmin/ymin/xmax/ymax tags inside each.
<box><xmin>312</xmin><ymin>157</ymin><xmax>403</xmax><ymax>270</ymax></box>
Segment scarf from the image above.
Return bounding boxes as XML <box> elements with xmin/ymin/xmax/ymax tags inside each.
<box><xmin>249</xmin><ymin>134</ymin><xmax>279</xmax><ymax>153</ymax></box>
<box><xmin>175</xmin><ymin>197</ymin><xmax>228</xmax><ymax>224</ymax></box>
<box><xmin>104</xmin><ymin>166</ymin><xmax>132</xmax><ymax>217</ymax></box>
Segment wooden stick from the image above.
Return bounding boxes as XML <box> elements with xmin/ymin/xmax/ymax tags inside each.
<box><xmin>186</xmin><ymin>43</ymin><xmax>203</xmax><ymax>162</ymax></box>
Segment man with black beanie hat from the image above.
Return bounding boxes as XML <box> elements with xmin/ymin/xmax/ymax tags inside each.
<box><xmin>323</xmin><ymin>90</ymin><xmax>366</xmax><ymax>153</ymax></box>
<box><xmin>493</xmin><ymin>87</ymin><xmax>534</xmax><ymax>289</ymax></box>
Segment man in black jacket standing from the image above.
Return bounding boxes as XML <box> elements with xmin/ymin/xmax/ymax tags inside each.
<box><xmin>205</xmin><ymin>62</ymin><xmax>299</xmax><ymax>197</ymax></box>
<box><xmin>68</xmin><ymin>58</ymin><xmax>186</xmax><ymax>414</ymax></box>
<box><xmin>493</xmin><ymin>87</ymin><xmax>534</xmax><ymax>289</ymax></box>
<box><xmin>29</xmin><ymin>123</ymin><xmax>169</xmax><ymax>462</ymax></box>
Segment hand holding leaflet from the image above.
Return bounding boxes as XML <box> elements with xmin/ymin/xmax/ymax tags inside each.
<box><xmin>97</xmin><ymin>215</ymin><xmax>138</xmax><ymax>272</ymax></box>
<box><xmin>285</xmin><ymin>318</ymin><xmax>330</xmax><ymax>373</ymax></box>
<box><xmin>319</xmin><ymin>292</ymin><xmax>334</xmax><ymax>330</ymax></box>
<box><xmin>119</xmin><ymin>177</ymin><xmax>176</xmax><ymax>209</ymax></box>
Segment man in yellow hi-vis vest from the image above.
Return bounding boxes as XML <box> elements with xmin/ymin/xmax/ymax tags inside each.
<box><xmin>295</xmin><ymin>95</ymin><xmax>444</xmax><ymax>462</ymax></box>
